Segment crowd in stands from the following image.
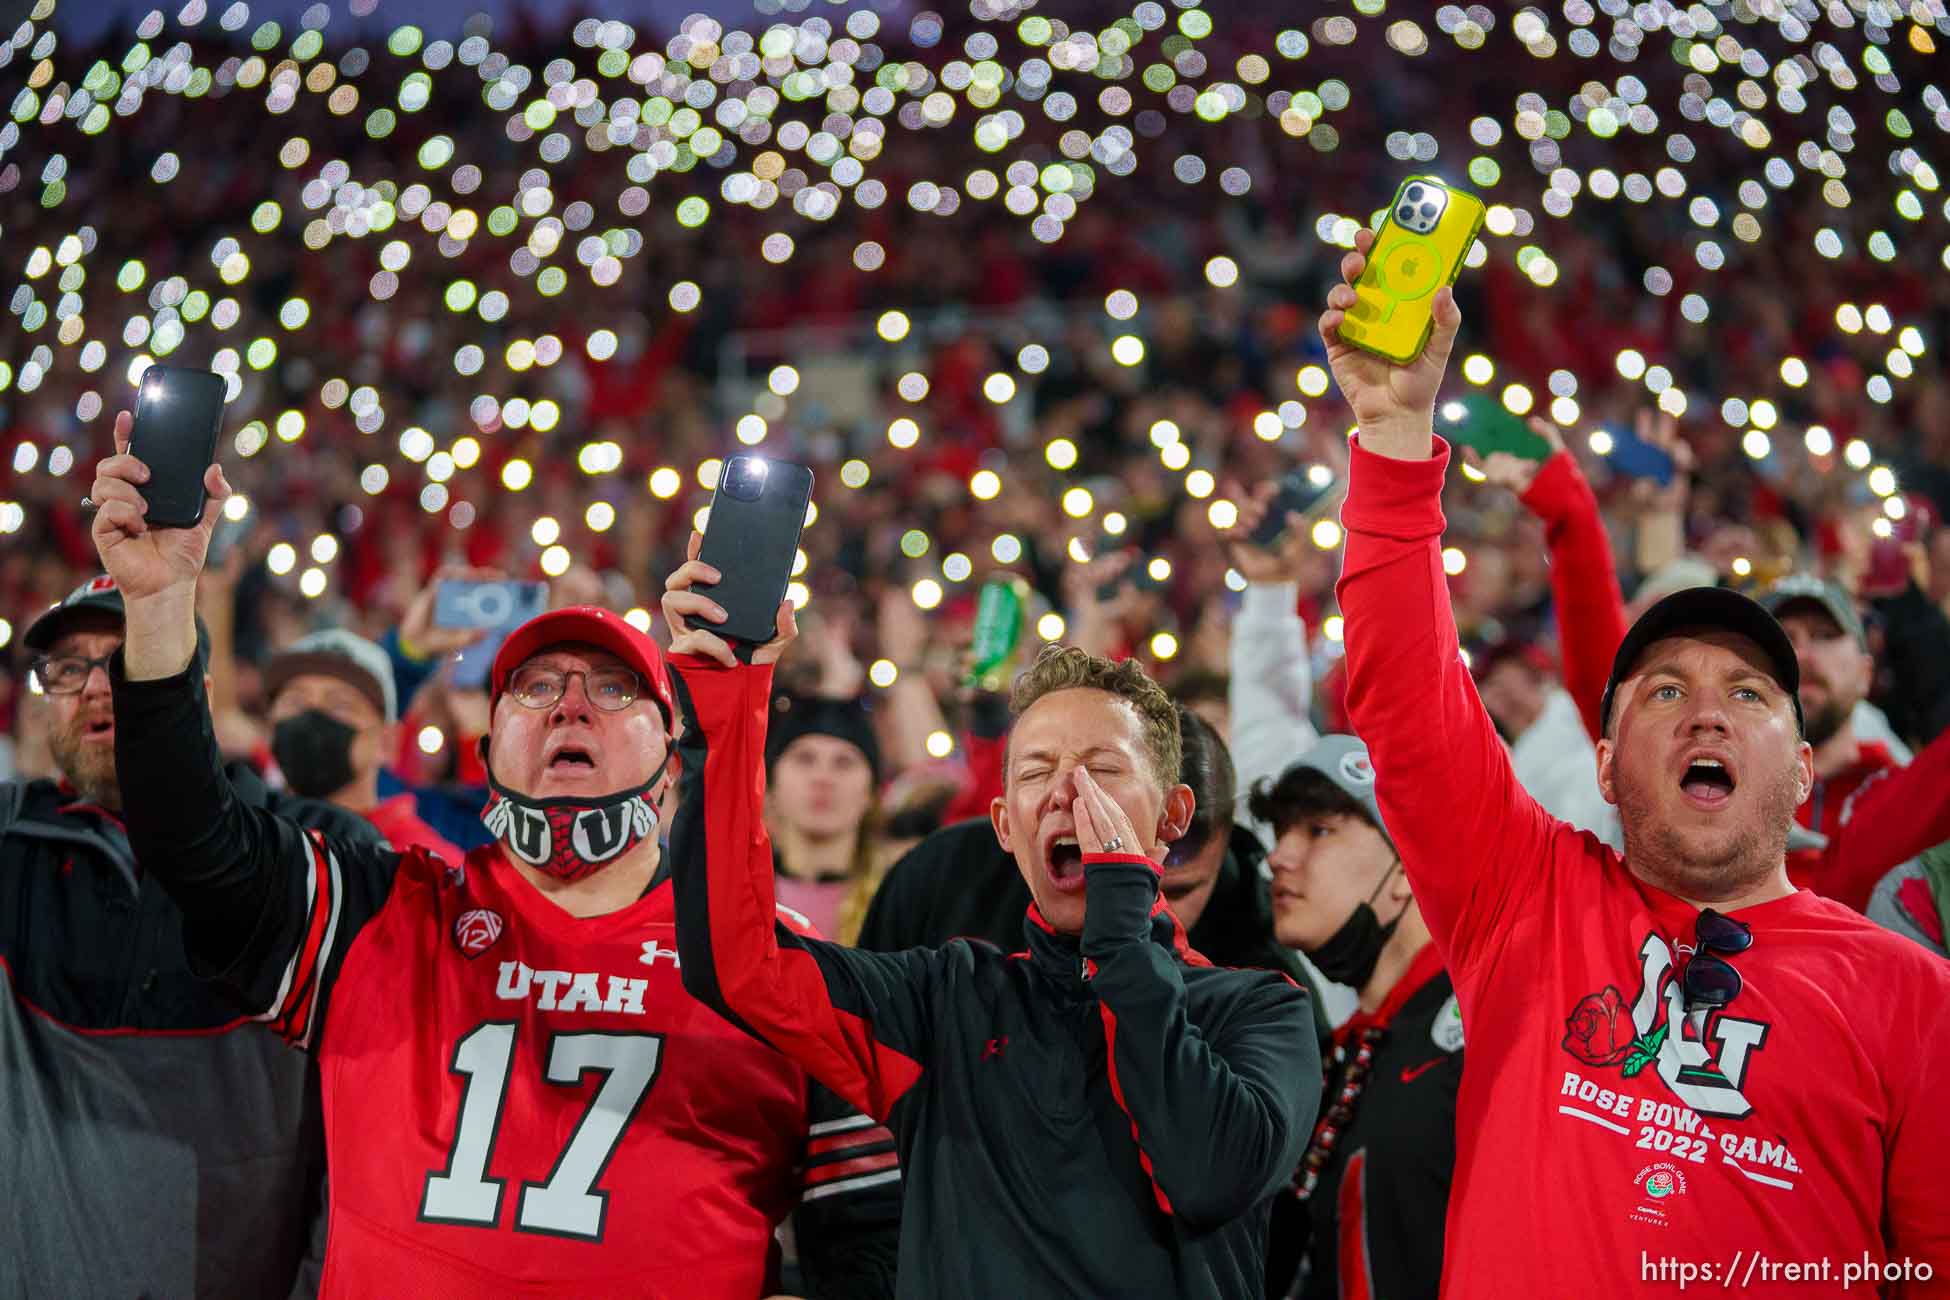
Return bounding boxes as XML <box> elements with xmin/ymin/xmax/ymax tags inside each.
<box><xmin>5</xmin><ymin>6</ymin><xmax>1950</xmax><ymax>1295</ymax></box>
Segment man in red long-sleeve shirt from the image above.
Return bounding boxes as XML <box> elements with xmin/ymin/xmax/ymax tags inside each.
<box><xmin>1756</xmin><ymin>574</ymin><xmax>1950</xmax><ymax>913</ymax></box>
<box><xmin>1319</xmin><ymin>228</ymin><xmax>1950</xmax><ymax>1298</ymax></box>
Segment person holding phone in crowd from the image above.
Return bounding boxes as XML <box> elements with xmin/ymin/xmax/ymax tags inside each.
<box><xmin>1320</xmin><ymin>226</ymin><xmax>1950</xmax><ymax>1296</ymax></box>
<box><xmin>662</xmin><ymin>530</ymin><xmax>1319</xmax><ymax>1298</ymax></box>
<box><xmin>1</xmin><ymin>575</ymin><xmax>381</xmax><ymax>1297</ymax></box>
<box><xmin>84</xmin><ymin>412</ymin><xmax>898</xmax><ymax>1297</ymax></box>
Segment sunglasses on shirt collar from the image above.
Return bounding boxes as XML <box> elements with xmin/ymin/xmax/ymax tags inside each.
<box><xmin>1680</xmin><ymin>908</ymin><xmax>1753</xmax><ymax>1012</ymax></box>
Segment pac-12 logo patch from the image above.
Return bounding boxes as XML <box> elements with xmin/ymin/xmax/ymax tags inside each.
<box><xmin>454</xmin><ymin>908</ymin><xmax>505</xmax><ymax>958</ymax></box>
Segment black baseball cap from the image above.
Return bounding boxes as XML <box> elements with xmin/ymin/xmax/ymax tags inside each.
<box><xmin>23</xmin><ymin>575</ymin><xmax>211</xmax><ymax>673</ymax></box>
<box><xmin>1599</xmin><ymin>587</ymin><xmax>1802</xmax><ymax>735</ymax></box>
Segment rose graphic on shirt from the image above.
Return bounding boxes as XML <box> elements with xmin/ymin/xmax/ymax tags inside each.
<box><xmin>1562</xmin><ymin>986</ymin><xmax>1634</xmax><ymax>1067</ymax></box>
<box><xmin>1563</xmin><ymin>984</ymin><xmax>1671</xmax><ymax>1078</ymax></box>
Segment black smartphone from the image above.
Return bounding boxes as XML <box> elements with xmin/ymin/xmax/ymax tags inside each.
<box><xmin>1249</xmin><ymin>466</ymin><xmax>1339</xmax><ymax>548</ymax></box>
<box><xmin>696</xmin><ymin>455</ymin><xmax>814</xmax><ymax>645</ymax></box>
<box><xmin>433</xmin><ymin>579</ymin><xmax>549</xmax><ymax>631</ymax></box>
<box><xmin>128</xmin><ymin>365</ymin><xmax>226</xmax><ymax>528</ymax></box>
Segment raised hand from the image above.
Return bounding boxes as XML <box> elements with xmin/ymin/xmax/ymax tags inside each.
<box><xmin>1219</xmin><ymin>477</ymin><xmax>1316</xmax><ymax>584</ymax></box>
<box><xmin>662</xmin><ymin>531</ymin><xmax>798</xmax><ymax>668</ymax></box>
<box><xmin>1461</xmin><ymin>418</ymin><xmax>1567</xmax><ymax>497</ymax></box>
<box><xmin>1317</xmin><ymin>227</ymin><xmax>1464</xmax><ymax>458</ymax></box>
<box><xmin>1070</xmin><ymin>768</ymin><xmax>1165</xmax><ymax>867</ymax></box>
<box><xmin>399</xmin><ymin>564</ymin><xmax>507</xmax><ymax>662</ymax></box>
<box><xmin>89</xmin><ymin>409</ymin><xmax>231</xmax><ymax>602</ymax></box>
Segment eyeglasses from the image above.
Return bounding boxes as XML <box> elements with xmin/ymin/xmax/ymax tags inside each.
<box><xmin>32</xmin><ymin>652</ymin><xmax>117</xmax><ymax>695</ymax></box>
<box><xmin>1680</xmin><ymin>908</ymin><xmax>1753</xmax><ymax>1011</ymax></box>
<box><xmin>506</xmin><ymin>665</ymin><xmax>642</xmax><ymax>713</ymax></box>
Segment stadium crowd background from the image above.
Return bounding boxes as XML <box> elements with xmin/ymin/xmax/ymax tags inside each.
<box><xmin>5</xmin><ymin>1</ymin><xmax>1950</xmax><ymax>835</ymax></box>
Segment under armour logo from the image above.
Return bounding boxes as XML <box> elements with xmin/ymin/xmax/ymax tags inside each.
<box><xmin>640</xmin><ymin>938</ymin><xmax>682</xmax><ymax>968</ymax></box>
<box><xmin>982</xmin><ymin>1036</ymin><xmax>1008</xmax><ymax>1061</ymax></box>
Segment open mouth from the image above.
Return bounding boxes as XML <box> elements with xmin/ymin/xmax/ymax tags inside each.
<box><xmin>1679</xmin><ymin>756</ymin><xmax>1736</xmax><ymax>809</ymax></box>
<box><xmin>547</xmin><ymin>747</ymin><xmax>596</xmax><ymax>772</ymax></box>
<box><xmin>82</xmin><ymin>717</ymin><xmax>115</xmax><ymax>742</ymax></box>
<box><xmin>1043</xmin><ymin>835</ymin><xmax>1085</xmax><ymax>892</ymax></box>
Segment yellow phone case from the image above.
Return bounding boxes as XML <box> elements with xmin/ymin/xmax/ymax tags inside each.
<box><xmin>1338</xmin><ymin>176</ymin><xmax>1486</xmax><ymax>366</ymax></box>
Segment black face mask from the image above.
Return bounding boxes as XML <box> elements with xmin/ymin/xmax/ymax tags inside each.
<box><xmin>1303</xmin><ymin>858</ymin><xmax>1406</xmax><ymax>989</ymax></box>
<box><xmin>273</xmin><ymin>710</ymin><xmax>361</xmax><ymax>799</ymax></box>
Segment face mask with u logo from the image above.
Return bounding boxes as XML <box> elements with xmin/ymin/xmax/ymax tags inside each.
<box><xmin>480</xmin><ymin>765</ymin><xmax>660</xmax><ymax>883</ymax></box>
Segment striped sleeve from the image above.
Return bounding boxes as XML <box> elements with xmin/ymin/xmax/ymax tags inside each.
<box><xmin>253</xmin><ymin>832</ymin><xmax>348</xmax><ymax>1047</ymax></box>
<box><xmin>111</xmin><ymin>654</ymin><xmax>402</xmax><ymax>1048</ymax></box>
<box><xmin>792</xmin><ymin>1080</ymin><xmax>902</xmax><ymax>1297</ymax></box>
<box><xmin>800</xmin><ymin>1112</ymin><xmax>902</xmax><ymax>1203</ymax></box>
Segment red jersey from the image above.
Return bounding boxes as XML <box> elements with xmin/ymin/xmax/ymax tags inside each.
<box><xmin>244</xmin><ymin>839</ymin><xmax>898</xmax><ymax>1296</ymax></box>
<box><xmin>1789</xmin><ymin>736</ymin><xmax>1950</xmax><ymax>913</ymax></box>
<box><xmin>1340</xmin><ymin>437</ymin><xmax>1950</xmax><ymax>1299</ymax></box>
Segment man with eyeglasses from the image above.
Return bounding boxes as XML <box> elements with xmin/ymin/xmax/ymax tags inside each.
<box><xmin>3</xmin><ymin>574</ymin><xmax>383</xmax><ymax>1297</ymax></box>
<box><xmin>1318</xmin><ymin>232</ymin><xmax>1950</xmax><ymax>1298</ymax></box>
<box><xmin>83</xmin><ymin>416</ymin><xmax>898</xmax><ymax>1298</ymax></box>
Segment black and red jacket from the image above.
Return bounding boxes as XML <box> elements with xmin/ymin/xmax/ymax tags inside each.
<box><xmin>668</xmin><ymin>654</ymin><xmax>1321</xmax><ymax>1299</ymax></box>
<box><xmin>1284</xmin><ymin>943</ymin><xmax>1461</xmax><ymax>1300</ymax></box>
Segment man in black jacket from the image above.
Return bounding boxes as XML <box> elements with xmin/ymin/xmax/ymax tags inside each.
<box><xmin>2</xmin><ymin>575</ymin><xmax>379</xmax><ymax>1299</ymax></box>
<box><xmin>665</xmin><ymin>539</ymin><xmax>1320</xmax><ymax>1299</ymax></box>
<box><xmin>858</xmin><ymin>708</ymin><xmax>1327</xmax><ymax>1033</ymax></box>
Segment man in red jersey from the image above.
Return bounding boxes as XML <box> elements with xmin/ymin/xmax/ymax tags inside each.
<box><xmin>1317</xmin><ymin>232</ymin><xmax>1950</xmax><ymax>1298</ymax></box>
<box><xmin>85</xmin><ymin>412</ymin><xmax>898</xmax><ymax>1297</ymax></box>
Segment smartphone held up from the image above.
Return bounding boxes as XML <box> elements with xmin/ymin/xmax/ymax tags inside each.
<box><xmin>1337</xmin><ymin>176</ymin><xmax>1486</xmax><ymax>366</ymax></box>
<box><xmin>695</xmin><ymin>455</ymin><xmax>815</xmax><ymax>647</ymax></box>
<box><xmin>126</xmin><ymin>365</ymin><xmax>228</xmax><ymax>529</ymax></box>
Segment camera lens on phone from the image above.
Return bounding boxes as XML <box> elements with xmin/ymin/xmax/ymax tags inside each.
<box><xmin>1406</xmin><ymin>186</ymin><xmax>1423</xmax><ymax>201</ymax></box>
<box><xmin>1397</xmin><ymin>205</ymin><xmax>1414</xmax><ymax>223</ymax></box>
<box><xmin>1420</xmin><ymin>202</ymin><xmax>1438</xmax><ymax>218</ymax></box>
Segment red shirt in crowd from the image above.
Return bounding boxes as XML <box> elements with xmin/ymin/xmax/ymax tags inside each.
<box><xmin>1790</xmin><ymin>736</ymin><xmax>1950</xmax><ymax>913</ymax></box>
<box><xmin>1339</xmin><ymin>436</ymin><xmax>1950</xmax><ymax>1299</ymax></box>
<box><xmin>363</xmin><ymin>792</ymin><xmax>462</xmax><ymax>863</ymax></box>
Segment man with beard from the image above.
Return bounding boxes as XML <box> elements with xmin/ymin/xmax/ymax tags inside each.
<box><xmin>86</xmin><ymin>414</ymin><xmax>898</xmax><ymax>1297</ymax></box>
<box><xmin>264</xmin><ymin>628</ymin><xmax>460</xmax><ymax>860</ymax></box>
<box><xmin>2</xmin><ymin>574</ymin><xmax>380</xmax><ymax>1298</ymax></box>
<box><xmin>1755</xmin><ymin>574</ymin><xmax>1950</xmax><ymax>913</ymax></box>
<box><xmin>1319</xmin><ymin>228</ymin><xmax>1950</xmax><ymax>1297</ymax></box>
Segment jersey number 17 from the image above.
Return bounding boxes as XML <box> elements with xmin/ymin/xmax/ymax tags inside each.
<box><xmin>420</xmin><ymin>1022</ymin><xmax>666</xmax><ymax>1241</ymax></box>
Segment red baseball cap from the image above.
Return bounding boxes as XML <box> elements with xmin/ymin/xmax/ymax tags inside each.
<box><xmin>490</xmin><ymin>606</ymin><xmax>675</xmax><ymax>728</ymax></box>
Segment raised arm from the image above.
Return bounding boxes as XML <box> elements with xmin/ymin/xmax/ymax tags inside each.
<box><xmin>1318</xmin><ymin>231</ymin><xmax>1561</xmax><ymax>976</ymax></box>
<box><xmin>1219</xmin><ymin>481</ymin><xmax>1322</xmax><ymax>829</ymax></box>
<box><xmin>662</xmin><ymin>536</ymin><xmax>935</xmax><ymax>1123</ymax></box>
<box><xmin>1514</xmin><ymin>434</ymin><xmax>1628</xmax><ymax>744</ymax></box>
<box><xmin>91</xmin><ymin>411</ymin><xmax>395</xmax><ymax>1044</ymax></box>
